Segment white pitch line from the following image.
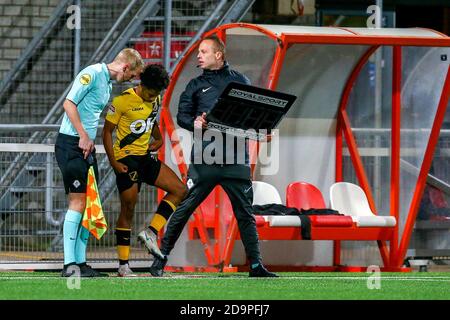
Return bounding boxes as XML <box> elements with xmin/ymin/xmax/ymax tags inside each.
<box><xmin>1</xmin><ymin>275</ymin><xmax>450</xmax><ymax>282</ymax></box>
<box><xmin>280</xmin><ymin>276</ymin><xmax>450</xmax><ymax>281</ymax></box>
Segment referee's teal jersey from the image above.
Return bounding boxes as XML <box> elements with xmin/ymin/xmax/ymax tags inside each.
<box><xmin>59</xmin><ymin>63</ymin><xmax>112</xmax><ymax>140</ymax></box>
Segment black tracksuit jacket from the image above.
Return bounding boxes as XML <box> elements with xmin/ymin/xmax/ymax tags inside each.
<box><xmin>177</xmin><ymin>62</ymin><xmax>251</xmax><ymax>177</ymax></box>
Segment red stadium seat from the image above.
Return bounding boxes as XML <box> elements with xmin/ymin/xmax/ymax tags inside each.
<box><xmin>284</xmin><ymin>181</ymin><xmax>352</xmax><ymax>226</ymax></box>
<box><xmin>286</xmin><ymin>181</ymin><xmax>326</xmax><ymax>209</ymax></box>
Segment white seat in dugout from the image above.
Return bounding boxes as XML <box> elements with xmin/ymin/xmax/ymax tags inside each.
<box><xmin>252</xmin><ymin>181</ymin><xmax>283</xmax><ymax>225</ymax></box>
<box><xmin>329</xmin><ymin>182</ymin><xmax>396</xmax><ymax>227</ymax></box>
<box><xmin>252</xmin><ymin>181</ymin><xmax>282</xmax><ymax>205</ymax></box>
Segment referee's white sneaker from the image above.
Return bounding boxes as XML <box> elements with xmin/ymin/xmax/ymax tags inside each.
<box><xmin>138</xmin><ymin>229</ymin><xmax>164</xmax><ymax>259</ymax></box>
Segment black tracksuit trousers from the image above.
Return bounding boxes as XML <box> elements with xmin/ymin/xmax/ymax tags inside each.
<box><xmin>160</xmin><ymin>163</ymin><xmax>262</xmax><ymax>265</ymax></box>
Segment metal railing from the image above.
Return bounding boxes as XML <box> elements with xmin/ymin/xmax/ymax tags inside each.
<box><xmin>170</xmin><ymin>0</ymin><xmax>255</xmax><ymax>73</ymax></box>
<box><xmin>0</xmin><ymin>1</ymin><xmax>159</xmax><ymax>217</ymax></box>
<box><xmin>0</xmin><ymin>136</ymin><xmax>157</xmax><ymax>266</ymax></box>
<box><xmin>0</xmin><ymin>0</ymin><xmax>72</xmax><ymax>107</ymax></box>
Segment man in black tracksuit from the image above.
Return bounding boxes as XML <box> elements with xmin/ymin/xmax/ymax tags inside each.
<box><xmin>149</xmin><ymin>35</ymin><xmax>277</xmax><ymax>277</ymax></box>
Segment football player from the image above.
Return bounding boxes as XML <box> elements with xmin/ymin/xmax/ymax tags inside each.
<box><xmin>102</xmin><ymin>64</ymin><xmax>187</xmax><ymax>277</ymax></box>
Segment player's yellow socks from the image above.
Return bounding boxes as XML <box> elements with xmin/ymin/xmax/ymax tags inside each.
<box><xmin>149</xmin><ymin>199</ymin><xmax>176</xmax><ymax>233</ymax></box>
<box><xmin>115</xmin><ymin>228</ymin><xmax>131</xmax><ymax>265</ymax></box>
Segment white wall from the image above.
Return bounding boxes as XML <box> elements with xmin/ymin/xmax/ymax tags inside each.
<box><xmin>255</xmin><ymin>118</ymin><xmax>336</xmax><ymax>202</ymax></box>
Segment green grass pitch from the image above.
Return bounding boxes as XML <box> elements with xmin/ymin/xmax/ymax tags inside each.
<box><xmin>0</xmin><ymin>271</ymin><xmax>449</xmax><ymax>300</ymax></box>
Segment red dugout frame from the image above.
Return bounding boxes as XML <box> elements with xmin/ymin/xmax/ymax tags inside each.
<box><xmin>158</xmin><ymin>23</ymin><xmax>450</xmax><ymax>271</ymax></box>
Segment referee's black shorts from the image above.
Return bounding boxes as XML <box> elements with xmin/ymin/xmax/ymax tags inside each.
<box><xmin>115</xmin><ymin>153</ymin><xmax>162</xmax><ymax>193</ymax></box>
<box><xmin>55</xmin><ymin>133</ymin><xmax>99</xmax><ymax>194</ymax></box>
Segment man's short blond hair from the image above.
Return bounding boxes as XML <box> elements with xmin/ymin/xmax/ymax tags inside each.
<box><xmin>202</xmin><ymin>35</ymin><xmax>226</xmax><ymax>61</ymax></box>
<box><xmin>114</xmin><ymin>48</ymin><xmax>144</xmax><ymax>71</ymax></box>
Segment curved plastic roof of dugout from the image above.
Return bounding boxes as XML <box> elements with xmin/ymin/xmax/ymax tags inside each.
<box><xmin>165</xmin><ymin>23</ymin><xmax>449</xmax><ymax>120</ymax></box>
<box><xmin>160</xmin><ymin>23</ymin><xmax>450</xmax><ymax>268</ymax></box>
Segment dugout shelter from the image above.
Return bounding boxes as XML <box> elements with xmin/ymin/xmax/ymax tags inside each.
<box><xmin>157</xmin><ymin>23</ymin><xmax>450</xmax><ymax>271</ymax></box>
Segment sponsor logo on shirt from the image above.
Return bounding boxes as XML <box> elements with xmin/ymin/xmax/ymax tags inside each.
<box><xmin>80</xmin><ymin>74</ymin><xmax>91</xmax><ymax>85</ymax></box>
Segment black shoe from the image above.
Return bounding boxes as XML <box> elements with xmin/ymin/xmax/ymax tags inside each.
<box><xmin>249</xmin><ymin>264</ymin><xmax>279</xmax><ymax>278</ymax></box>
<box><xmin>78</xmin><ymin>263</ymin><xmax>109</xmax><ymax>277</ymax></box>
<box><xmin>61</xmin><ymin>263</ymin><xmax>77</xmax><ymax>277</ymax></box>
<box><xmin>149</xmin><ymin>255</ymin><xmax>168</xmax><ymax>277</ymax></box>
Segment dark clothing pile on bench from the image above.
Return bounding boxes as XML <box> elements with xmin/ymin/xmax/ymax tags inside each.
<box><xmin>252</xmin><ymin>204</ymin><xmax>342</xmax><ymax>240</ymax></box>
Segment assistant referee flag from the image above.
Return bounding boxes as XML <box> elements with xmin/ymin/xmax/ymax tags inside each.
<box><xmin>82</xmin><ymin>166</ymin><xmax>107</xmax><ymax>240</ymax></box>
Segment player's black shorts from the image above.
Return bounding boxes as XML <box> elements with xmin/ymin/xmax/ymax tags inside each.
<box><xmin>115</xmin><ymin>153</ymin><xmax>162</xmax><ymax>193</ymax></box>
<box><xmin>55</xmin><ymin>133</ymin><xmax>99</xmax><ymax>194</ymax></box>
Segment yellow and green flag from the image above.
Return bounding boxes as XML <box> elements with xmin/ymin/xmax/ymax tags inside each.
<box><xmin>82</xmin><ymin>166</ymin><xmax>107</xmax><ymax>240</ymax></box>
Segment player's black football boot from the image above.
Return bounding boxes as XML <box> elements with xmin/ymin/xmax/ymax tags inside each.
<box><xmin>149</xmin><ymin>255</ymin><xmax>168</xmax><ymax>277</ymax></box>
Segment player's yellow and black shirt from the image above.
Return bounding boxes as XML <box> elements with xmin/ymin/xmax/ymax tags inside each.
<box><xmin>105</xmin><ymin>88</ymin><xmax>161</xmax><ymax>160</ymax></box>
